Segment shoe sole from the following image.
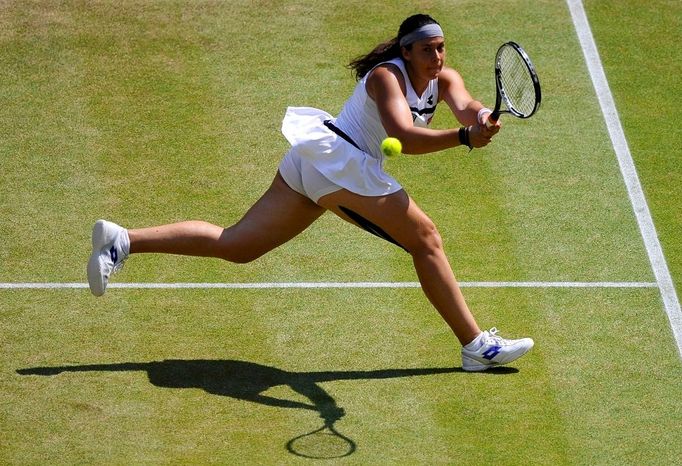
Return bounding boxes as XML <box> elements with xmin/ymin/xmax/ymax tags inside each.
<box><xmin>462</xmin><ymin>340</ymin><xmax>534</xmax><ymax>372</ymax></box>
<box><xmin>87</xmin><ymin>220</ymin><xmax>115</xmax><ymax>297</ymax></box>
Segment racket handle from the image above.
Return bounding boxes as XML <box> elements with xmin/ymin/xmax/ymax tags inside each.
<box><xmin>484</xmin><ymin>110</ymin><xmax>500</xmax><ymax>129</ymax></box>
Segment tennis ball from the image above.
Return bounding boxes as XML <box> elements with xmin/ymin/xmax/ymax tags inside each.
<box><xmin>381</xmin><ymin>137</ymin><xmax>402</xmax><ymax>158</ymax></box>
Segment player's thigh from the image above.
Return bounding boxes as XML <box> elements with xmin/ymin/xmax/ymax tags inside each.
<box><xmin>226</xmin><ymin>172</ymin><xmax>326</xmax><ymax>257</ymax></box>
<box><xmin>316</xmin><ymin>188</ymin><xmax>439</xmax><ymax>253</ymax></box>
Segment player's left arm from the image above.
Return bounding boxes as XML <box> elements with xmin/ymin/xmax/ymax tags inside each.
<box><xmin>439</xmin><ymin>67</ymin><xmax>499</xmax><ymax>138</ymax></box>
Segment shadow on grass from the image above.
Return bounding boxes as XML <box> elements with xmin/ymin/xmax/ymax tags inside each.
<box><xmin>17</xmin><ymin>360</ymin><xmax>517</xmax><ymax>458</ymax></box>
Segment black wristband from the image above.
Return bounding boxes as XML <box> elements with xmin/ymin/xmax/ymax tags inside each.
<box><xmin>458</xmin><ymin>127</ymin><xmax>471</xmax><ymax>149</ymax></box>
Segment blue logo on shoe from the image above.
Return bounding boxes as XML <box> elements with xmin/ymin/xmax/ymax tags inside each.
<box><xmin>109</xmin><ymin>246</ymin><xmax>118</xmax><ymax>263</ymax></box>
<box><xmin>482</xmin><ymin>345</ymin><xmax>502</xmax><ymax>360</ymax></box>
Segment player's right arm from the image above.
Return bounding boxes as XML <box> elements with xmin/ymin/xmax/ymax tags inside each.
<box><xmin>366</xmin><ymin>64</ymin><xmax>464</xmax><ymax>154</ymax></box>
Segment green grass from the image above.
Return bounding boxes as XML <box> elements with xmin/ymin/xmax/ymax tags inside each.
<box><xmin>4</xmin><ymin>289</ymin><xmax>681</xmax><ymax>464</ymax></box>
<box><xmin>1</xmin><ymin>0</ymin><xmax>681</xmax><ymax>464</ymax></box>
<box><xmin>585</xmin><ymin>0</ymin><xmax>682</xmax><ymax>294</ymax></box>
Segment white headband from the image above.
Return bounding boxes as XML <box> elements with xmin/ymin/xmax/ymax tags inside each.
<box><xmin>399</xmin><ymin>24</ymin><xmax>444</xmax><ymax>47</ymax></box>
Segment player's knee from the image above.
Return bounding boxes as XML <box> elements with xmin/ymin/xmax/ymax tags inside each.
<box><xmin>215</xmin><ymin>230</ymin><xmax>268</xmax><ymax>264</ymax></box>
<box><xmin>410</xmin><ymin>219</ymin><xmax>444</xmax><ymax>256</ymax></box>
<box><xmin>220</xmin><ymin>248</ymin><xmax>265</xmax><ymax>264</ymax></box>
<box><xmin>222</xmin><ymin>253</ymin><xmax>252</xmax><ymax>264</ymax></box>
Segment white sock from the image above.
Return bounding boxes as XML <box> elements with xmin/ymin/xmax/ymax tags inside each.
<box><xmin>117</xmin><ymin>228</ymin><xmax>131</xmax><ymax>258</ymax></box>
<box><xmin>463</xmin><ymin>331</ymin><xmax>484</xmax><ymax>350</ymax></box>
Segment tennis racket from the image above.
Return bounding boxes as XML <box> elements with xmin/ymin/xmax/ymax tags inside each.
<box><xmin>485</xmin><ymin>41</ymin><xmax>541</xmax><ymax>127</ymax></box>
<box><xmin>286</xmin><ymin>422</ymin><xmax>356</xmax><ymax>459</ymax></box>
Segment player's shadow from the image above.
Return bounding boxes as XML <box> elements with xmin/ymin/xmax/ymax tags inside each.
<box><xmin>17</xmin><ymin>360</ymin><xmax>516</xmax><ymax>458</ymax></box>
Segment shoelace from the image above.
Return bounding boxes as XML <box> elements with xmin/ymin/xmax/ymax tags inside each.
<box><xmin>484</xmin><ymin>327</ymin><xmax>509</xmax><ymax>345</ymax></box>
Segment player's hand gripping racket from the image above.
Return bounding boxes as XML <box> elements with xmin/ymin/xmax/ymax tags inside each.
<box><xmin>485</xmin><ymin>41</ymin><xmax>541</xmax><ymax>128</ymax></box>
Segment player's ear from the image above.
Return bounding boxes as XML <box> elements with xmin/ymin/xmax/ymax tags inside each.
<box><xmin>400</xmin><ymin>45</ymin><xmax>411</xmax><ymax>62</ymax></box>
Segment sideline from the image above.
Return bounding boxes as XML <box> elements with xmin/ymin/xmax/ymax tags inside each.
<box><xmin>566</xmin><ymin>0</ymin><xmax>682</xmax><ymax>357</ymax></box>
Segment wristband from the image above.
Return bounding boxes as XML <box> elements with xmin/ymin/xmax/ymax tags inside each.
<box><xmin>477</xmin><ymin>107</ymin><xmax>493</xmax><ymax>125</ymax></box>
<box><xmin>458</xmin><ymin>127</ymin><xmax>471</xmax><ymax>150</ymax></box>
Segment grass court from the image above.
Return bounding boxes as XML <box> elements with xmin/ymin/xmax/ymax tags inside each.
<box><xmin>1</xmin><ymin>0</ymin><xmax>681</xmax><ymax>463</ymax></box>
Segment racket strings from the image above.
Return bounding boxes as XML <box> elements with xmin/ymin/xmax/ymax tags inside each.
<box><xmin>498</xmin><ymin>47</ymin><xmax>537</xmax><ymax>116</ymax></box>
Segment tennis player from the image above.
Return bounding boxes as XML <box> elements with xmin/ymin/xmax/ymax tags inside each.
<box><xmin>88</xmin><ymin>14</ymin><xmax>533</xmax><ymax>371</ymax></box>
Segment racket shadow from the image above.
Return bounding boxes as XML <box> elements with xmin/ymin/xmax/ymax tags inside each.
<box><xmin>16</xmin><ymin>360</ymin><xmax>515</xmax><ymax>457</ymax></box>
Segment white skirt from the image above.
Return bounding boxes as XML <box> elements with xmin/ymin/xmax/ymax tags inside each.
<box><xmin>280</xmin><ymin>106</ymin><xmax>402</xmax><ymax>197</ymax></box>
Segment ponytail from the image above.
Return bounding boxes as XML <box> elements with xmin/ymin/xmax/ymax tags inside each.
<box><xmin>347</xmin><ymin>40</ymin><xmax>401</xmax><ymax>80</ymax></box>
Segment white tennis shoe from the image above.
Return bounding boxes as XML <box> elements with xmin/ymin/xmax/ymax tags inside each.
<box><xmin>87</xmin><ymin>220</ymin><xmax>130</xmax><ymax>297</ymax></box>
<box><xmin>461</xmin><ymin>328</ymin><xmax>534</xmax><ymax>372</ymax></box>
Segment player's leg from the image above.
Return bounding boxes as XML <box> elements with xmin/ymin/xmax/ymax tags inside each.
<box><xmin>88</xmin><ymin>172</ymin><xmax>325</xmax><ymax>295</ymax></box>
<box><xmin>317</xmin><ymin>187</ymin><xmax>480</xmax><ymax>345</ymax></box>
<box><xmin>128</xmin><ymin>172</ymin><xmax>325</xmax><ymax>262</ymax></box>
<box><xmin>316</xmin><ymin>188</ymin><xmax>533</xmax><ymax>371</ymax></box>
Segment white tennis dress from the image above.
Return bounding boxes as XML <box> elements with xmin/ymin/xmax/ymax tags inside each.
<box><xmin>279</xmin><ymin>58</ymin><xmax>439</xmax><ymax>202</ymax></box>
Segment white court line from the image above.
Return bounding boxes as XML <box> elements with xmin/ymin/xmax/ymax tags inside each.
<box><xmin>567</xmin><ymin>0</ymin><xmax>682</xmax><ymax>358</ymax></box>
<box><xmin>0</xmin><ymin>281</ymin><xmax>658</xmax><ymax>290</ymax></box>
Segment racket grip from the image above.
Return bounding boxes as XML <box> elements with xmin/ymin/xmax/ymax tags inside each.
<box><xmin>484</xmin><ymin>110</ymin><xmax>500</xmax><ymax>129</ymax></box>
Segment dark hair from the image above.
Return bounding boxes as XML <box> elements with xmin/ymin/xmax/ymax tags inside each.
<box><xmin>347</xmin><ymin>14</ymin><xmax>441</xmax><ymax>80</ymax></box>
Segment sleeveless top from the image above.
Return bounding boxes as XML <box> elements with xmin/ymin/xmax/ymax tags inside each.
<box><xmin>335</xmin><ymin>57</ymin><xmax>439</xmax><ymax>160</ymax></box>
<box><xmin>280</xmin><ymin>57</ymin><xmax>439</xmax><ymax>197</ymax></box>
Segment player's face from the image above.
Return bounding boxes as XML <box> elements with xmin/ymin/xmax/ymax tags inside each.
<box><xmin>403</xmin><ymin>36</ymin><xmax>446</xmax><ymax>80</ymax></box>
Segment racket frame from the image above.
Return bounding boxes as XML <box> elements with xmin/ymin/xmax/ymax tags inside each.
<box><xmin>489</xmin><ymin>41</ymin><xmax>541</xmax><ymax>122</ymax></box>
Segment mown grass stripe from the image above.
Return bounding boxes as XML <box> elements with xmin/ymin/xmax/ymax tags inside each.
<box><xmin>0</xmin><ymin>281</ymin><xmax>658</xmax><ymax>290</ymax></box>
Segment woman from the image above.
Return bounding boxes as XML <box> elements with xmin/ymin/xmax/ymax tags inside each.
<box><xmin>88</xmin><ymin>14</ymin><xmax>533</xmax><ymax>372</ymax></box>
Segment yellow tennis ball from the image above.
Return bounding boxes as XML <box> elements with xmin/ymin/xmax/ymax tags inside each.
<box><xmin>381</xmin><ymin>137</ymin><xmax>402</xmax><ymax>158</ymax></box>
